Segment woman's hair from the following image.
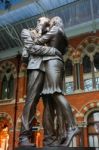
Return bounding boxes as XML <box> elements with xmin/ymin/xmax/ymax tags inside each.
<box><xmin>50</xmin><ymin>16</ymin><xmax>64</xmax><ymax>29</ymax></box>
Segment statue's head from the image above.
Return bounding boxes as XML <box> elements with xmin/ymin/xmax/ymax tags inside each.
<box><xmin>36</xmin><ymin>17</ymin><xmax>50</xmax><ymax>35</ymax></box>
<box><xmin>50</xmin><ymin>16</ymin><xmax>64</xmax><ymax>29</ymax></box>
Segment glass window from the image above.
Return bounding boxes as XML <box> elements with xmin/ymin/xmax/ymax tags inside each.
<box><xmin>7</xmin><ymin>74</ymin><xmax>14</xmax><ymax>99</ymax></box>
<box><xmin>88</xmin><ymin>112</ymin><xmax>99</xmax><ymax>147</ymax></box>
<box><xmin>65</xmin><ymin>59</ymin><xmax>73</xmax><ymax>76</ymax></box>
<box><xmin>83</xmin><ymin>55</ymin><xmax>91</xmax><ymax>73</ymax></box>
<box><xmin>84</xmin><ymin>78</ymin><xmax>93</xmax><ymax>92</ymax></box>
<box><xmin>65</xmin><ymin>82</ymin><xmax>74</xmax><ymax>94</ymax></box>
<box><xmin>94</xmin><ymin>53</ymin><xmax>99</xmax><ymax>72</ymax></box>
<box><xmin>1</xmin><ymin>75</ymin><xmax>8</xmax><ymax>99</ymax></box>
<box><xmin>1</xmin><ymin>72</ymin><xmax>14</xmax><ymax>100</ymax></box>
<box><xmin>96</xmin><ymin>77</ymin><xmax>99</xmax><ymax>90</ymax></box>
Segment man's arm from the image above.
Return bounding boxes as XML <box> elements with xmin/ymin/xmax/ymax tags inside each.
<box><xmin>34</xmin><ymin>26</ymin><xmax>58</xmax><ymax>45</ymax></box>
<box><xmin>29</xmin><ymin>45</ymin><xmax>62</xmax><ymax>57</ymax></box>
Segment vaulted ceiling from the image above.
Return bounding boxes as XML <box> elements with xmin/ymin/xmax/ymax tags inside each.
<box><xmin>0</xmin><ymin>0</ymin><xmax>76</xmax><ymax>51</ymax></box>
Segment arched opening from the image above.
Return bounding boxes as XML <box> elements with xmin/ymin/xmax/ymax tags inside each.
<box><xmin>94</xmin><ymin>53</ymin><xmax>99</xmax><ymax>90</ymax></box>
<box><xmin>1</xmin><ymin>75</ymin><xmax>8</xmax><ymax>100</ymax></box>
<box><xmin>88</xmin><ymin>111</ymin><xmax>99</xmax><ymax>147</ymax></box>
<box><xmin>94</xmin><ymin>53</ymin><xmax>99</xmax><ymax>71</ymax></box>
<box><xmin>7</xmin><ymin>74</ymin><xmax>14</xmax><ymax>99</ymax></box>
<box><xmin>65</xmin><ymin>59</ymin><xmax>74</xmax><ymax>94</ymax></box>
<box><xmin>65</xmin><ymin>59</ymin><xmax>73</xmax><ymax>76</ymax></box>
<box><xmin>83</xmin><ymin>55</ymin><xmax>91</xmax><ymax>73</ymax></box>
<box><xmin>1</xmin><ymin>73</ymin><xmax>14</xmax><ymax>100</ymax></box>
<box><xmin>83</xmin><ymin>55</ymin><xmax>92</xmax><ymax>91</ymax></box>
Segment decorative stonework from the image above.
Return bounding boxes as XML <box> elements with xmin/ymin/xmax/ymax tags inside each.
<box><xmin>0</xmin><ymin>61</ymin><xmax>17</xmax><ymax>79</ymax></box>
<box><xmin>71</xmin><ymin>101</ymin><xmax>99</xmax><ymax>123</ymax></box>
<box><xmin>77</xmin><ymin>36</ymin><xmax>99</xmax><ymax>57</ymax></box>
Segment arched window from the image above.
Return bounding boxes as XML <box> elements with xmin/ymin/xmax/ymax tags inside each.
<box><xmin>65</xmin><ymin>59</ymin><xmax>73</xmax><ymax>76</ymax></box>
<box><xmin>7</xmin><ymin>74</ymin><xmax>14</xmax><ymax>99</ymax></box>
<box><xmin>1</xmin><ymin>75</ymin><xmax>8</xmax><ymax>99</ymax></box>
<box><xmin>94</xmin><ymin>53</ymin><xmax>99</xmax><ymax>90</ymax></box>
<box><xmin>1</xmin><ymin>68</ymin><xmax>14</xmax><ymax>100</ymax></box>
<box><xmin>65</xmin><ymin>59</ymin><xmax>74</xmax><ymax>94</ymax></box>
<box><xmin>94</xmin><ymin>53</ymin><xmax>99</xmax><ymax>71</ymax></box>
<box><xmin>83</xmin><ymin>55</ymin><xmax>92</xmax><ymax>91</ymax></box>
<box><xmin>88</xmin><ymin>112</ymin><xmax>99</xmax><ymax>147</ymax></box>
<box><xmin>83</xmin><ymin>55</ymin><xmax>91</xmax><ymax>73</ymax></box>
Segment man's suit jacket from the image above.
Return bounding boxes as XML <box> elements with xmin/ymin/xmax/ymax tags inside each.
<box><xmin>21</xmin><ymin>29</ymin><xmax>58</xmax><ymax>71</ymax></box>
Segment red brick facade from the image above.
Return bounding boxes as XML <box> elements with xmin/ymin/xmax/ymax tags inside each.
<box><xmin>0</xmin><ymin>31</ymin><xmax>99</xmax><ymax>149</ymax></box>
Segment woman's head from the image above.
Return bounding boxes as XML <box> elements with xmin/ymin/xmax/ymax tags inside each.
<box><xmin>50</xmin><ymin>16</ymin><xmax>64</xmax><ymax>29</ymax></box>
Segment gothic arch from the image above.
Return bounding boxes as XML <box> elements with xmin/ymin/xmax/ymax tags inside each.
<box><xmin>0</xmin><ymin>61</ymin><xmax>17</xmax><ymax>80</ymax></box>
<box><xmin>84</xmin><ymin>107</ymin><xmax>99</xmax><ymax>124</ymax></box>
<box><xmin>79</xmin><ymin>101</ymin><xmax>99</xmax><ymax>122</ymax></box>
<box><xmin>77</xmin><ymin>36</ymin><xmax>99</xmax><ymax>57</ymax></box>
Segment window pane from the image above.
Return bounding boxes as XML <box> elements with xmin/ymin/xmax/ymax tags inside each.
<box><xmin>83</xmin><ymin>55</ymin><xmax>91</xmax><ymax>73</ymax></box>
<box><xmin>96</xmin><ymin>77</ymin><xmax>99</xmax><ymax>90</ymax></box>
<box><xmin>65</xmin><ymin>82</ymin><xmax>74</xmax><ymax>94</ymax></box>
<box><xmin>1</xmin><ymin>76</ymin><xmax>8</xmax><ymax>99</ymax></box>
<box><xmin>88</xmin><ymin>112</ymin><xmax>99</xmax><ymax>147</ymax></box>
<box><xmin>88</xmin><ymin>112</ymin><xmax>99</xmax><ymax>122</ymax></box>
<box><xmin>94</xmin><ymin>53</ymin><xmax>99</xmax><ymax>71</ymax></box>
<box><xmin>7</xmin><ymin>74</ymin><xmax>14</xmax><ymax>99</ymax></box>
<box><xmin>89</xmin><ymin>136</ymin><xmax>94</xmax><ymax>147</ymax></box>
<box><xmin>84</xmin><ymin>78</ymin><xmax>93</xmax><ymax>91</ymax></box>
<box><xmin>65</xmin><ymin>59</ymin><xmax>73</xmax><ymax>76</ymax></box>
<box><xmin>94</xmin><ymin>136</ymin><xmax>99</xmax><ymax>147</ymax></box>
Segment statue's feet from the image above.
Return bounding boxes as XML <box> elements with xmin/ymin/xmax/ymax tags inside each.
<box><xmin>61</xmin><ymin>127</ymin><xmax>80</xmax><ymax>147</ymax></box>
<box><xmin>19</xmin><ymin>136</ymin><xmax>36</xmax><ymax>147</ymax></box>
<box><xmin>48</xmin><ymin>140</ymin><xmax>60</xmax><ymax>147</ymax></box>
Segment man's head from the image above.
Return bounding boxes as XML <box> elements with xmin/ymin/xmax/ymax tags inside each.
<box><xmin>36</xmin><ymin>17</ymin><xmax>50</xmax><ymax>35</ymax></box>
<box><xmin>50</xmin><ymin>16</ymin><xmax>64</xmax><ymax>29</ymax></box>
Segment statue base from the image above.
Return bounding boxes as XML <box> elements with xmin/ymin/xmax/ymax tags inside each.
<box><xmin>15</xmin><ymin>146</ymin><xmax>96</xmax><ymax>150</ymax></box>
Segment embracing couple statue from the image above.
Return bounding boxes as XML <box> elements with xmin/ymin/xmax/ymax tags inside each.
<box><xmin>19</xmin><ymin>16</ymin><xmax>80</xmax><ymax>147</ymax></box>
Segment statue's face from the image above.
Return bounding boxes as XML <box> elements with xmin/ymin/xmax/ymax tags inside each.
<box><xmin>36</xmin><ymin>17</ymin><xmax>50</xmax><ymax>34</ymax></box>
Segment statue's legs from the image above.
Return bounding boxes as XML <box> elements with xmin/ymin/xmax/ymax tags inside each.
<box><xmin>52</xmin><ymin>93</ymin><xmax>80</xmax><ymax>146</ymax></box>
<box><xmin>52</xmin><ymin>93</ymin><xmax>76</xmax><ymax>129</ymax></box>
<box><xmin>43</xmin><ymin>95</ymin><xmax>66</xmax><ymax>146</ymax></box>
<box><xmin>41</xmin><ymin>59</ymin><xmax>79</xmax><ymax>146</ymax></box>
<box><xmin>19</xmin><ymin>70</ymin><xmax>44</xmax><ymax>145</ymax></box>
<box><xmin>41</xmin><ymin>59</ymin><xmax>67</xmax><ymax>146</ymax></box>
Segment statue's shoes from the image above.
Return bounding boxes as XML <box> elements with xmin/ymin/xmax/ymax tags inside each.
<box><xmin>61</xmin><ymin>127</ymin><xmax>80</xmax><ymax>147</ymax></box>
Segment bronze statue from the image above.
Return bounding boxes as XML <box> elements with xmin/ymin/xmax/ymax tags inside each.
<box><xmin>19</xmin><ymin>16</ymin><xmax>80</xmax><ymax>147</ymax></box>
<box><xmin>19</xmin><ymin>17</ymin><xmax>62</xmax><ymax>146</ymax></box>
<box><xmin>34</xmin><ymin>16</ymin><xmax>80</xmax><ymax>146</ymax></box>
